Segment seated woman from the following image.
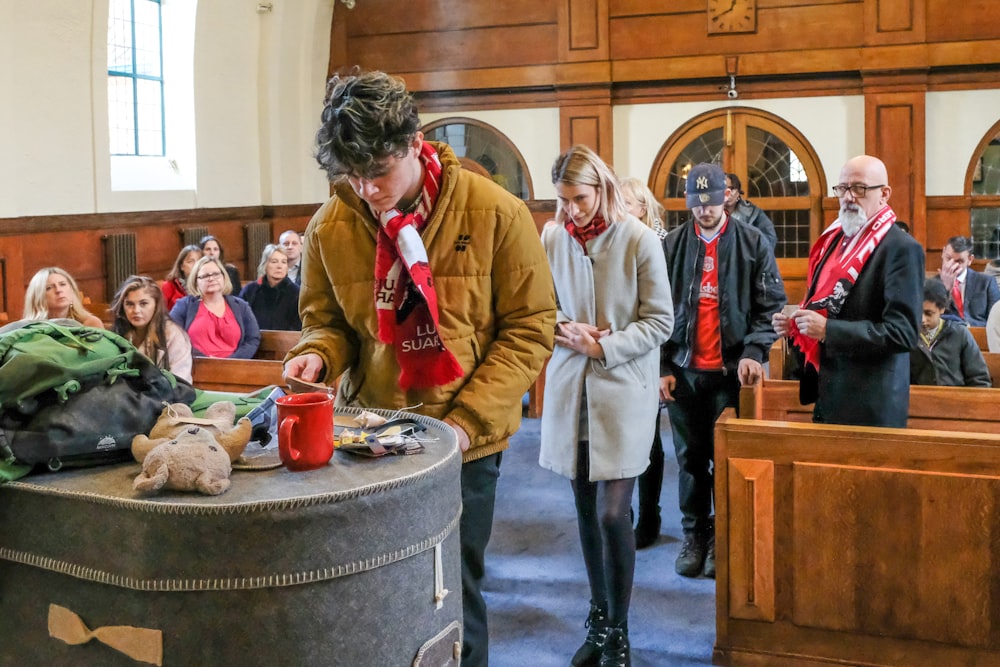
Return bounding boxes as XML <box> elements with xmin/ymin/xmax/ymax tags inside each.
<box><xmin>111</xmin><ymin>275</ymin><xmax>193</xmax><ymax>383</ymax></box>
<box><xmin>911</xmin><ymin>278</ymin><xmax>990</xmax><ymax>387</ymax></box>
<box><xmin>23</xmin><ymin>267</ymin><xmax>104</xmax><ymax>328</ymax></box>
<box><xmin>199</xmin><ymin>235</ymin><xmax>242</xmax><ymax>291</ymax></box>
<box><xmin>162</xmin><ymin>245</ymin><xmax>202</xmax><ymax>311</ymax></box>
<box><xmin>169</xmin><ymin>256</ymin><xmax>260</xmax><ymax>359</ymax></box>
<box><xmin>238</xmin><ymin>244</ymin><xmax>302</xmax><ymax>331</ymax></box>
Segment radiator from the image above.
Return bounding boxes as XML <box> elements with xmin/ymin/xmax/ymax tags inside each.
<box><xmin>180</xmin><ymin>226</ymin><xmax>209</xmax><ymax>248</ymax></box>
<box><xmin>244</xmin><ymin>221</ymin><xmax>272</xmax><ymax>278</ymax></box>
<box><xmin>102</xmin><ymin>233</ymin><xmax>137</xmax><ymax>301</ymax></box>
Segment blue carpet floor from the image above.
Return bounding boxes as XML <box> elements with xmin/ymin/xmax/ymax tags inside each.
<box><xmin>485</xmin><ymin>412</ymin><xmax>716</xmax><ymax>666</ymax></box>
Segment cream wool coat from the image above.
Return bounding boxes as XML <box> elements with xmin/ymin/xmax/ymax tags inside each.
<box><xmin>539</xmin><ymin>216</ymin><xmax>674</xmax><ymax>481</ymax></box>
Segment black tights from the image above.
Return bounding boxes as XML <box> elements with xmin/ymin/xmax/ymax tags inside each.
<box><xmin>571</xmin><ymin>440</ymin><xmax>637</xmax><ymax>626</ymax></box>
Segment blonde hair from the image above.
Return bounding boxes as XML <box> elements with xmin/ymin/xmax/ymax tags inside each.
<box><xmin>551</xmin><ymin>145</ymin><xmax>627</xmax><ymax>226</ymax></box>
<box><xmin>22</xmin><ymin>267</ymin><xmax>97</xmax><ymax>324</ymax></box>
<box><xmin>619</xmin><ymin>176</ymin><xmax>665</xmax><ymax>231</ymax></box>
<box><xmin>256</xmin><ymin>244</ymin><xmax>288</xmax><ymax>280</ymax></box>
<box><xmin>186</xmin><ymin>256</ymin><xmax>233</xmax><ymax>297</ymax></box>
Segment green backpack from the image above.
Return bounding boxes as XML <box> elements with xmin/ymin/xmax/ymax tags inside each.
<box><xmin>0</xmin><ymin>320</ymin><xmax>196</xmax><ymax>473</ymax></box>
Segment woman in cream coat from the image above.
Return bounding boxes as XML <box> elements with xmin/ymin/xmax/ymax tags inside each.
<box><xmin>540</xmin><ymin>145</ymin><xmax>673</xmax><ymax>667</ymax></box>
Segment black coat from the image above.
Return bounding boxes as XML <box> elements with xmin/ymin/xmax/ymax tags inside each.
<box><xmin>238</xmin><ymin>277</ymin><xmax>302</xmax><ymax>331</ymax></box>
<box><xmin>799</xmin><ymin>224</ymin><xmax>924</xmax><ymax>427</ymax></box>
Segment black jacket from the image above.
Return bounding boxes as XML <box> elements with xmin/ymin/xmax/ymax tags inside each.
<box><xmin>730</xmin><ymin>199</ymin><xmax>778</xmax><ymax>252</ymax></box>
<box><xmin>238</xmin><ymin>277</ymin><xmax>302</xmax><ymax>331</ymax></box>
<box><xmin>910</xmin><ymin>319</ymin><xmax>990</xmax><ymax>387</ymax></box>
<box><xmin>661</xmin><ymin>215</ymin><xmax>786</xmax><ymax>375</ymax></box>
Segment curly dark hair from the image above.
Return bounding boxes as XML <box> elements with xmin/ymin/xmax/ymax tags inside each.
<box><xmin>314</xmin><ymin>70</ymin><xmax>420</xmax><ymax>181</ymax></box>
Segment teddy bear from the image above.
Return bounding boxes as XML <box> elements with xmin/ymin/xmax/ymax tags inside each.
<box><xmin>133</xmin><ymin>426</ymin><xmax>234</xmax><ymax>495</ymax></box>
<box><xmin>131</xmin><ymin>401</ymin><xmax>252</xmax><ymax>465</ymax></box>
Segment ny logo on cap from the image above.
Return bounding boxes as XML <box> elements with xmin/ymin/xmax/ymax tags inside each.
<box><xmin>696</xmin><ymin>176</ymin><xmax>708</xmax><ymax>190</ymax></box>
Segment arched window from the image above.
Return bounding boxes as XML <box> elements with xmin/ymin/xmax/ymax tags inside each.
<box><xmin>420</xmin><ymin>118</ymin><xmax>533</xmax><ymax>200</ymax></box>
<box><xmin>649</xmin><ymin>108</ymin><xmax>825</xmax><ymax>259</ymax></box>
<box><xmin>968</xmin><ymin>120</ymin><xmax>1000</xmax><ymax>259</ymax></box>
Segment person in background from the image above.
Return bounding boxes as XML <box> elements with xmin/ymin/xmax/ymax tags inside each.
<box><xmin>541</xmin><ymin>147</ymin><xmax>673</xmax><ymax>667</ymax></box>
<box><xmin>936</xmin><ymin>235</ymin><xmax>999</xmax><ymax>327</ymax></box>
<box><xmin>162</xmin><ymin>245</ymin><xmax>202</xmax><ymax>311</ymax></box>
<box><xmin>618</xmin><ymin>175</ymin><xmax>669</xmax><ymax>551</ymax></box>
<box><xmin>724</xmin><ymin>173</ymin><xmax>778</xmax><ymax>252</ymax></box>
<box><xmin>279</xmin><ymin>230</ymin><xmax>304</xmax><ymax>285</ymax></box>
<box><xmin>911</xmin><ymin>278</ymin><xmax>990</xmax><ymax>387</ymax></box>
<box><xmin>111</xmin><ymin>275</ymin><xmax>193</xmax><ymax>383</ymax></box>
<box><xmin>170</xmin><ymin>256</ymin><xmax>260</xmax><ymax>359</ymax></box>
<box><xmin>199</xmin><ymin>235</ymin><xmax>242</xmax><ymax>291</ymax></box>
<box><xmin>23</xmin><ymin>267</ymin><xmax>104</xmax><ymax>328</ymax></box>
<box><xmin>773</xmin><ymin>155</ymin><xmax>923</xmax><ymax>427</ymax></box>
<box><xmin>662</xmin><ymin>163</ymin><xmax>786</xmax><ymax>580</ymax></box>
<box><xmin>282</xmin><ymin>70</ymin><xmax>555</xmax><ymax>667</ymax></box>
<box><xmin>239</xmin><ymin>244</ymin><xmax>302</xmax><ymax>331</ymax></box>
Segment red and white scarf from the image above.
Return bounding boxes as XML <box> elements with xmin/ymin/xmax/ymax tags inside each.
<box><xmin>373</xmin><ymin>142</ymin><xmax>463</xmax><ymax>390</ymax></box>
<box><xmin>792</xmin><ymin>205</ymin><xmax>897</xmax><ymax>370</ymax></box>
<box><xmin>565</xmin><ymin>215</ymin><xmax>609</xmax><ymax>253</ymax></box>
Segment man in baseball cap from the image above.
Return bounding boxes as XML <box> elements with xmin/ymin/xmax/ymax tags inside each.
<box><xmin>659</xmin><ymin>162</ymin><xmax>786</xmax><ymax>579</ymax></box>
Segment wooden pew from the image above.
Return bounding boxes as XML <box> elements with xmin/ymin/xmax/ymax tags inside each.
<box><xmin>970</xmin><ymin>325</ymin><xmax>989</xmax><ymax>351</ymax></box>
<box><xmin>191</xmin><ymin>357</ymin><xmax>284</xmax><ymax>393</ymax></box>
<box><xmin>740</xmin><ymin>378</ymin><xmax>1000</xmax><ymax>434</ymax></box>
<box><xmin>254</xmin><ymin>329</ymin><xmax>300</xmax><ymax>361</ymax></box>
<box><xmin>714</xmin><ymin>408</ymin><xmax>1000</xmax><ymax>667</ymax></box>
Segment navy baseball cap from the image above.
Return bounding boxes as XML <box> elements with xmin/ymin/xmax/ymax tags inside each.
<box><xmin>685</xmin><ymin>163</ymin><xmax>727</xmax><ymax>208</ymax></box>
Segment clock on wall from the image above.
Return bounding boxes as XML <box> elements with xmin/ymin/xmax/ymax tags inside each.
<box><xmin>707</xmin><ymin>0</ymin><xmax>757</xmax><ymax>34</ymax></box>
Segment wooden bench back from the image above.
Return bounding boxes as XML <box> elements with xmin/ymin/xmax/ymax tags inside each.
<box><xmin>191</xmin><ymin>357</ymin><xmax>284</xmax><ymax>393</ymax></box>
<box><xmin>970</xmin><ymin>326</ymin><xmax>988</xmax><ymax>351</ymax></box>
<box><xmin>255</xmin><ymin>329</ymin><xmax>301</xmax><ymax>361</ymax></box>
<box><xmin>740</xmin><ymin>378</ymin><xmax>1000</xmax><ymax>435</ymax></box>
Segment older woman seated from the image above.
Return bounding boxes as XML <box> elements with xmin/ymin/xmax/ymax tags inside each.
<box><xmin>239</xmin><ymin>244</ymin><xmax>301</xmax><ymax>331</ymax></box>
<box><xmin>169</xmin><ymin>257</ymin><xmax>260</xmax><ymax>359</ymax></box>
<box><xmin>22</xmin><ymin>267</ymin><xmax>104</xmax><ymax>328</ymax></box>
<box><xmin>111</xmin><ymin>275</ymin><xmax>193</xmax><ymax>382</ymax></box>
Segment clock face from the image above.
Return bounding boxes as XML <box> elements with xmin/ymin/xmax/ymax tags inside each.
<box><xmin>708</xmin><ymin>0</ymin><xmax>757</xmax><ymax>34</ymax></box>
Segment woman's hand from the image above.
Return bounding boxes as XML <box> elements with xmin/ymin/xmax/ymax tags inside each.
<box><xmin>555</xmin><ymin>321</ymin><xmax>608</xmax><ymax>359</ymax></box>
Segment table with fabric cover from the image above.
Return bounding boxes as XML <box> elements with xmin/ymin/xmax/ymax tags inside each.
<box><xmin>0</xmin><ymin>408</ymin><xmax>461</xmax><ymax>666</ymax></box>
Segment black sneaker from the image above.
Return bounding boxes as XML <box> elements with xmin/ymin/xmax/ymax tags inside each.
<box><xmin>598</xmin><ymin>624</ymin><xmax>631</xmax><ymax>667</ymax></box>
<box><xmin>571</xmin><ymin>601</ymin><xmax>610</xmax><ymax>667</ymax></box>
<box><xmin>675</xmin><ymin>532</ymin><xmax>709</xmax><ymax>577</ymax></box>
<box><xmin>703</xmin><ymin>533</ymin><xmax>716</xmax><ymax>578</ymax></box>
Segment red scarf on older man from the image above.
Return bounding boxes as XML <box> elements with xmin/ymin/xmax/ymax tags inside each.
<box><xmin>791</xmin><ymin>205</ymin><xmax>896</xmax><ymax>371</ymax></box>
<box><xmin>373</xmin><ymin>143</ymin><xmax>463</xmax><ymax>390</ymax></box>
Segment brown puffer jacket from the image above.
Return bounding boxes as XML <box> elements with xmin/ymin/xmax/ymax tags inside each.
<box><xmin>289</xmin><ymin>142</ymin><xmax>555</xmax><ymax>462</ymax></box>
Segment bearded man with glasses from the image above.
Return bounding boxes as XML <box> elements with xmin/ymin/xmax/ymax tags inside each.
<box><xmin>772</xmin><ymin>155</ymin><xmax>923</xmax><ymax>427</ymax></box>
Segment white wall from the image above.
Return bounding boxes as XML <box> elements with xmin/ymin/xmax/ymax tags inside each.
<box><xmin>927</xmin><ymin>89</ymin><xmax>1000</xmax><ymax>196</ymax></box>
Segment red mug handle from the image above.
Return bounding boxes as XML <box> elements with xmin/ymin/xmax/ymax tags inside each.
<box><xmin>280</xmin><ymin>415</ymin><xmax>301</xmax><ymax>462</ymax></box>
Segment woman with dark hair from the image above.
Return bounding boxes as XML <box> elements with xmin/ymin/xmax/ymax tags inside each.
<box><xmin>540</xmin><ymin>145</ymin><xmax>674</xmax><ymax>666</ymax></box>
<box><xmin>170</xmin><ymin>256</ymin><xmax>259</xmax><ymax>359</ymax></box>
<box><xmin>199</xmin><ymin>235</ymin><xmax>242</xmax><ymax>290</ymax></box>
<box><xmin>111</xmin><ymin>275</ymin><xmax>193</xmax><ymax>382</ymax></box>
<box><xmin>23</xmin><ymin>267</ymin><xmax>104</xmax><ymax>328</ymax></box>
<box><xmin>161</xmin><ymin>245</ymin><xmax>202</xmax><ymax>311</ymax></box>
<box><xmin>238</xmin><ymin>244</ymin><xmax>301</xmax><ymax>331</ymax></box>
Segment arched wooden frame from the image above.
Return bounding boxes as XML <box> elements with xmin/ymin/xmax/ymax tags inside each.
<box><xmin>966</xmin><ymin>118</ymin><xmax>1000</xmax><ymax>259</ymax></box>
<box><xmin>420</xmin><ymin>117</ymin><xmax>534</xmax><ymax>200</ymax></box>
<box><xmin>967</xmin><ymin>118</ymin><xmax>1000</xmax><ymax>197</ymax></box>
<box><xmin>649</xmin><ymin>107</ymin><xmax>827</xmax><ymax>248</ymax></box>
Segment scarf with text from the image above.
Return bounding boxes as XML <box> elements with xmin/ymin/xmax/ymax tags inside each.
<box><xmin>565</xmin><ymin>215</ymin><xmax>609</xmax><ymax>253</ymax></box>
<box><xmin>791</xmin><ymin>204</ymin><xmax>896</xmax><ymax>370</ymax></box>
<box><xmin>373</xmin><ymin>142</ymin><xmax>463</xmax><ymax>390</ymax></box>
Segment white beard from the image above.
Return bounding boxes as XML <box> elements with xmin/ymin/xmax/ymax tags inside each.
<box><xmin>839</xmin><ymin>207</ymin><xmax>868</xmax><ymax>238</ymax></box>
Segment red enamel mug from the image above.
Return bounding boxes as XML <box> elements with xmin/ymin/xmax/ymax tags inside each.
<box><xmin>276</xmin><ymin>393</ymin><xmax>334</xmax><ymax>471</ymax></box>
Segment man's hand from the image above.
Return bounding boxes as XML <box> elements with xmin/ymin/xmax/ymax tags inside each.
<box><xmin>737</xmin><ymin>358</ymin><xmax>763</xmax><ymax>386</ymax></box>
<box><xmin>790</xmin><ymin>309</ymin><xmax>827</xmax><ymax>341</ymax></box>
<box><xmin>772</xmin><ymin>311</ymin><xmax>793</xmax><ymax>337</ymax></box>
<box><xmin>940</xmin><ymin>258</ymin><xmax>960</xmax><ymax>291</ymax></box>
<box><xmin>283</xmin><ymin>353</ymin><xmax>325</xmax><ymax>383</ymax></box>
<box><xmin>659</xmin><ymin>375</ymin><xmax>677</xmax><ymax>403</ymax></box>
<box><xmin>444</xmin><ymin>418</ymin><xmax>471</xmax><ymax>452</ymax></box>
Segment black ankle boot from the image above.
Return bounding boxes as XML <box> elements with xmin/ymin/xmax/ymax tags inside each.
<box><xmin>598</xmin><ymin>622</ymin><xmax>631</xmax><ymax>667</ymax></box>
<box><xmin>634</xmin><ymin>507</ymin><xmax>661</xmax><ymax>549</ymax></box>
<box><xmin>570</xmin><ymin>601</ymin><xmax>610</xmax><ymax>666</ymax></box>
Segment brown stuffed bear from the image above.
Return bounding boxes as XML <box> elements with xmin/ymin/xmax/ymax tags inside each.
<box><xmin>133</xmin><ymin>427</ymin><xmax>233</xmax><ymax>495</ymax></box>
<box><xmin>131</xmin><ymin>401</ymin><xmax>252</xmax><ymax>464</ymax></box>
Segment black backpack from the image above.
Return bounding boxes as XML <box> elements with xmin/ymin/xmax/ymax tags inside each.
<box><xmin>0</xmin><ymin>320</ymin><xmax>196</xmax><ymax>471</ymax></box>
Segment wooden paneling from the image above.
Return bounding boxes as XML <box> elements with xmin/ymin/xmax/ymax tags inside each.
<box><xmin>559</xmin><ymin>0</ymin><xmax>608</xmax><ymax>62</ymax></box>
<box><xmin>926</xmin><ymin>0</ymin><xmax>997</xmax><ymax>41</ymax></box>
<box><xmin>727</xmin><ymin>458</ymin><xmax>775</xmax><ymax>623</ymax></box>
<box><xmin>866</xmin><ymin>91</ymin><xmax>926</xmax><ymax>237</ymax></box>
<box><xmin>560</xmin><ymin>104</ymin><xmax>613</xmax><ymax>160</ymax></box>
<box><xmin>343</xmin><ymin>0</ymin><xmax>556</xmax><ymax>37</ymax></box>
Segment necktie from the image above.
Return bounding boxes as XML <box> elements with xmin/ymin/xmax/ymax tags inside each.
<box><xmin>953</xmin><ymin>279</ymin><xmax>965</xmax><ymax>318</ymax></box>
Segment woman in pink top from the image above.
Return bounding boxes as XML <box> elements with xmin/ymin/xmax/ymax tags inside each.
<box><xmin>168</xmin><ymin>257</ymin><xmax>260</xmax><ymax>359</ymax></box>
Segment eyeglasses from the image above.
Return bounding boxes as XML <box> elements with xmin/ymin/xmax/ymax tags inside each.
<box><xmin>832</xmin><ymin>183</ymin><xmax>885</xmax><ymax>198</ymax></box>
<box><xmin>197</xmin><ymin>272</ymin><xmax>223</xmax><ymax>281</ymax></box>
